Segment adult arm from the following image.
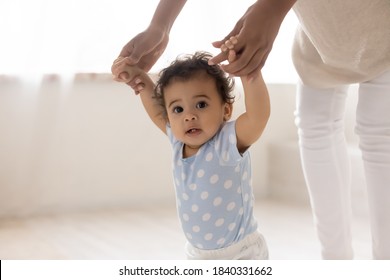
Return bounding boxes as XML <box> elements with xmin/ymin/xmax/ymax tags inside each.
<box><xmin>116</xmin><ymin>0</ymin><xmax>187</xmax><ymax>75</ymax></box>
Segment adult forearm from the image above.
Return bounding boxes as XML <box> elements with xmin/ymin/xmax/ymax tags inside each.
<box><xmin>150</xmin><ymin>0</ymin><xmax>187</xmax><ymax>33</ymax></box>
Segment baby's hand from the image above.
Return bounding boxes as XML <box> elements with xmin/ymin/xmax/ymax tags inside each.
<box><xmin>220</xmin><ymin>36</ymin><xmax>238</xmax><ymax>63</ymax></box>
<box><xmin>112</xmin><ymin>56</ymin><xmax>130</xmax><ymax>82</ymax></box>
<box><xmin>112</xmin><ymin>56</ymin><xmax>146</xmax><ymax>94</ymax></box>
<box><xmin>131</xmin><ymin>76</ymin><xmax>146</xmax><ymax>94</ymax></box>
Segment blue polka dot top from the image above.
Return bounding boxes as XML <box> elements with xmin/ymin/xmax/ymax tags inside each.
<box><xmin>167</xmin><ymin>121</ymin><xmax>258</xmax><ymax>250</ymax></box>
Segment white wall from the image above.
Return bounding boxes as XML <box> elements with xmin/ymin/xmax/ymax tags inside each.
<box><xmin>0</xmin><ymin>75</ymin><xmax>359</xmax><ymax>218</ymax></box>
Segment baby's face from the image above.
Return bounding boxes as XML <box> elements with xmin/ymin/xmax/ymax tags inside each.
<box><xmin>164</xmin><ymin>76</ymin><xmax>232</xmax><ymax>151</ymax></box>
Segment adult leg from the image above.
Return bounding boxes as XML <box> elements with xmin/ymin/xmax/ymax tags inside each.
<box><xmin>355</xmin><ymin>70</ymin><xmax>390</xmax><ymax>259</ymax></box>
<box><xmin>295</xmin><ymin>81</ymin><xmax>353</xmax><ymax>259</ymax></box>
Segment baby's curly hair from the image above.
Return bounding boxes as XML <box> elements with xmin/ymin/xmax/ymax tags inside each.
<box><xmin>154</xmin><ymin>51</ymin><xmax>235</xmax><ymax>118</ymax></box>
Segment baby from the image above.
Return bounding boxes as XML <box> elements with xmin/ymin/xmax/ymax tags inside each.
<box><xmin>112</xmin><ymin>37</ymin><xmax>270</xmax><ymax>259</ymax></box>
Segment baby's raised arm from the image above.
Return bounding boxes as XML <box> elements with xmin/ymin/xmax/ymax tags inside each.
<box><xmin>112</xmin><ymin>58</ymin><xmax>167</xmax><ymax>134</ymax></box>
<box><xmin>221</xmin><ymin>37</ymin><xmax>270</xmax><ymax>153</ymax></box>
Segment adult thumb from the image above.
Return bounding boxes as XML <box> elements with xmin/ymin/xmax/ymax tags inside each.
<box><xmin>127</xmin><ymin>47</ymin><xmax>142</xmax><ymax>65</ymax></box>
<box><xmin>119</xmin><ymin>42</ymin><xmax>143</xmax><ymax>65</ymax></box>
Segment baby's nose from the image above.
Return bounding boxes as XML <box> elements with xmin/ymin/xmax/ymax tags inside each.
<box><xmin>185</xmin><ymin>113</ymin><xmax>197</xmax><ymax>121</ymax></box>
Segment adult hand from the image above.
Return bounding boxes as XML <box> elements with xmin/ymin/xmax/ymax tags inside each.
<box><xmin>111</xmin><ymin>56</ymin><xmax>145</xmax><ymax>94</ymax></box>
<box><xmin>112</xmin><ymin>25</ymin><xmax>169</xmax><ymax>81</ymax></box>
<box><xmin>209</xmin><ymin>0</ymin><xmax>295</xmax><ymax>78</ymax></box>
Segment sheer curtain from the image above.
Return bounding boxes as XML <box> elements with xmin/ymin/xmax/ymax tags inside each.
<box><xmin>0</xmin><ymin>0</ymin><xmax>298</xmax><ymax>83</ymax></box>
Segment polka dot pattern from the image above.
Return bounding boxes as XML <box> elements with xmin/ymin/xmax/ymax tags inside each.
<box><xmin>200</xmin><ymin>191</ymin><xmax>209</xmax><ymax>200</ymax></box>
<box><xmin>202</xmin><ymin>213</ymin><xmax>211</xmax><ymax>221</ymax></box>
<box><xmin>167</xmin><ymin>121</ymin><xmax>258</xmax><ymax>250</ymax></box>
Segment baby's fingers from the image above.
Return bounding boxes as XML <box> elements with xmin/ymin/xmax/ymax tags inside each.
<box><xmin>127</xmin><ymin>76</ymin><xmax>145</xmax><ymax>95</ymax></box>
<box><xmin>217</xmin><ymin>36</ymin><xmax>239</xmax><ymax>61</ymax></box>
<box><xmin>209</xmin><ymin>36</ymin><xmax>239</xmax><ymax>66</ymax></box>
<box><xmin>224</xmin><ymin>36</ymin><xmax>238</xmax><ymax>50</ymax></box>
<box><xmin>227</xmin><ymin>50</ymin><xmax>237</xmax><ymax>63</ymax></box>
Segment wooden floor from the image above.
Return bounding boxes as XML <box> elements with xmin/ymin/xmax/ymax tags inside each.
<box><xmin>0</xmin><ymin>198</ymin><xmax>372</xmax><ymax>260</ymax></box>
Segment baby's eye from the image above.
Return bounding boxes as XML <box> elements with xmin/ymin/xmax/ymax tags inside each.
<box><xmin>196</xmin><ymin>101</ymin><xmax>208</xmax><ymax>109</ymax></box>
<box><xmin>173</xmin><ymin>106</ymin><xmax>184</xmax><ymax>114</ymax></box>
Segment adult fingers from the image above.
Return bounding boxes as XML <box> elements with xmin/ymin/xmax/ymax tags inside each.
<box><xmin>119</xmin><ymin>40</ymin><xmax>135</xmax><ymax>60</ymax></box>
<box><xmin>126</xmin><ymin>43</ymin><xmax>145</xmax><ymax>65</ymax></box>
<box><xmin>210</xmin><ymin>18</ymin><xmax>244</xmax><ymax>61</ymax></box>
<box><xmin>211</xmin><ymin>26</ymin><xmax>239</xmax><ymax>49</ymax></box>
<box><xmin>209</xmin><ymin>35</ymin><xmax>245</xmax><ymax>66</ymax></box>
<box><xmin>223</xmin><ymin>47</ymin><xmax>270</xmax><ymax>77</ymax></box>
<box><xmin>118</xmin><ymin>37</ymin><xmax>149</xmax><ymax>66</ymax></box>
<box><xmin>111</xmin><ymin>58</ymin><xmax>127</xmax><ymax>78</ymax></box>
<box><xmin>208</xmin><ymin>51</ymin><xmax>228</xmax><ymax>66</ymax></box>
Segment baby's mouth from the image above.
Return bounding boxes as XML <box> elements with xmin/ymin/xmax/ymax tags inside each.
<box><xmin>186</xmin><ymin>128</ymin><xmax>201</xmax><ymax>135</ymax></box>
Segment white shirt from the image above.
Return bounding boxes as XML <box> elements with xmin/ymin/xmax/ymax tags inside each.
<box><xmin>292</xmin><ymin>0</ymin><xmax>390</xmax><ymax>87</ymax></box>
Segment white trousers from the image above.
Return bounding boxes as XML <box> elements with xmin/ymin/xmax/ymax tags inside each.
<box><xmin>295</xmin><ymin>70</ymin><xmax>390</xmax><ymax>259</ymax></box>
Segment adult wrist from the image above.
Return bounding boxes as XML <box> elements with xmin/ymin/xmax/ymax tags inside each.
<box><xmin>150</xmin><ymin>0</ymin><xmax>187</xmax><ymax>33</ymax></box>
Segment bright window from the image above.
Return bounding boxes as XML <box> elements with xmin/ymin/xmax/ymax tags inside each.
<box><xmin>0</xmin><ymin>0</ymin><xmax>298</xmax><ymax>83</ymax></box>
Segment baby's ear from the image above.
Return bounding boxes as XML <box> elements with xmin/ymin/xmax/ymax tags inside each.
<box><xmin>223</xmin><ymin>103</ymin><xmax>233</xmax><ymax>121</ymax></box>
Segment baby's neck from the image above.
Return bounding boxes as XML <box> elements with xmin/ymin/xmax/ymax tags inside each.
<box><xmin>183</xmin><ymin>144</ymin><xmax>201</xmax><ymax>158</ymax></box>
